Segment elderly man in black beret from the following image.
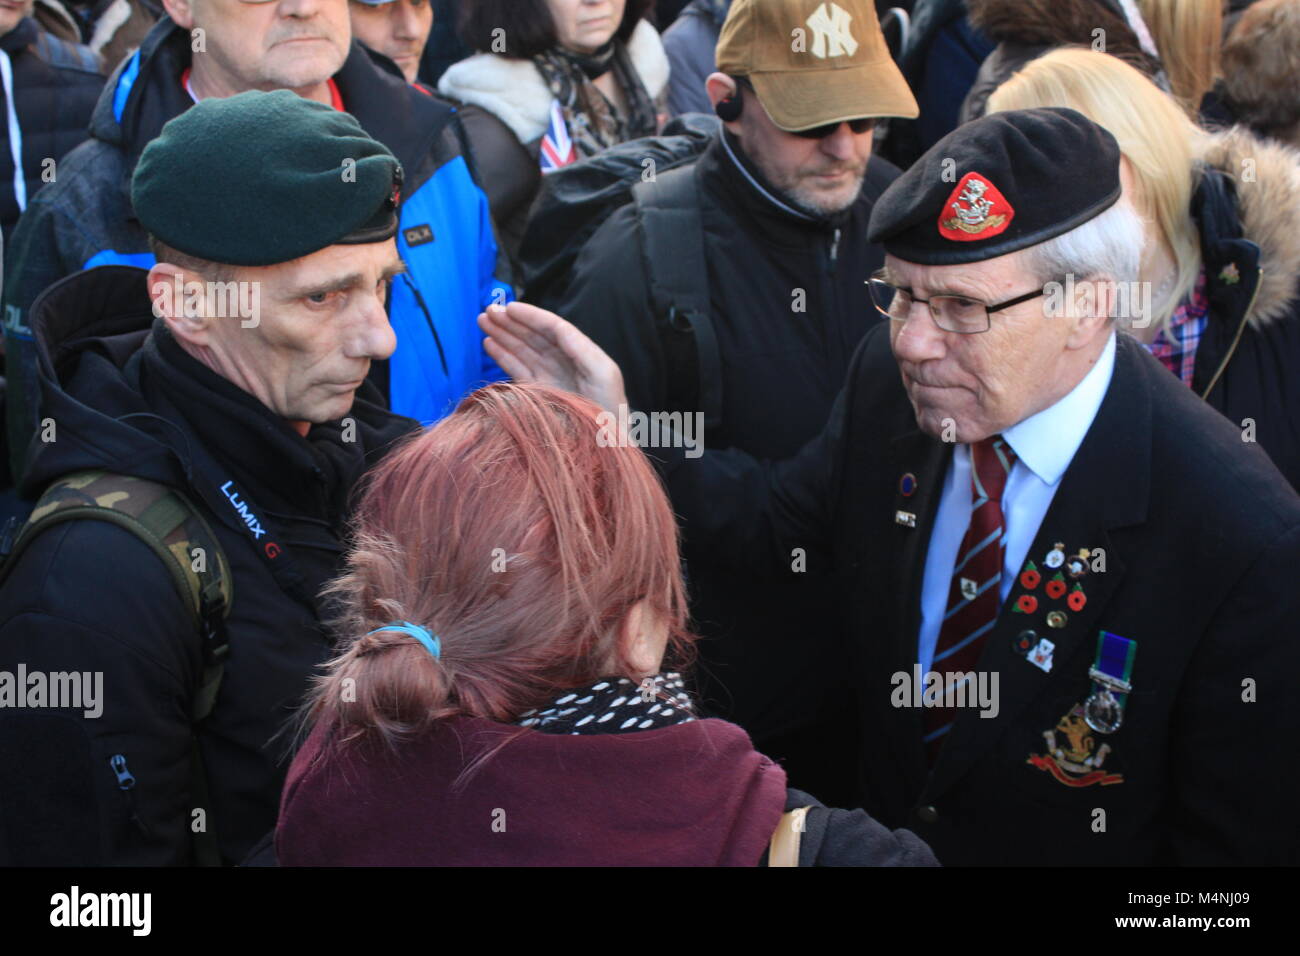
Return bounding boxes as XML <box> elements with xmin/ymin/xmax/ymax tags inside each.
<box><xmin>0</xmin><ymin>91</ymin><xmax>419</xmax><ymax>866</ymax></box>
<box><xmin>482</xmin><ymin>107</ymin><xmax>1300</xmax><ymax>865</ymax></box>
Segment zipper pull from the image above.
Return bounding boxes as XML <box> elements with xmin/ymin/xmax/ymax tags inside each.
<box><xmin>110</xmin><ymin>753</ymin><xmax>135</xmax><ymax>789</ymax></box>
<box><xmin>110</xmin><ymin>754</ymin><xmax>152</xmax><ymax>838</ymax></box>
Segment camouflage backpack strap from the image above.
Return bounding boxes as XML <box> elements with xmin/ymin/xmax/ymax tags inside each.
<box><xmin>2</xmin><ymin>470</ymin><xmax>233</xmax><ymax>721</ymax></box>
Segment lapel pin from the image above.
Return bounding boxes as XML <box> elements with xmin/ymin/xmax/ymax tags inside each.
<box><xmin>1067</xmin><ymin>549</ymin><xmax>1090</xmax><ymax>578</ymax></box>
<box><xmin>1014</xmin><ymin>594</ymin><xmax>1038</xmax><ymax>614</ymax></box>
<box><xmin>1029</xmin><ymin>637</ymin><xmax>1055</xmax><ymax>673</ymax></box>
<box><xmin>1068</xmin><ymin>584</ymin><xmax>1087</xmax><ymax>612</ymax></box>
<box><xmin>1045</xmin><ymin>572</ymin><xmax>1067</xmax><ymax>600</ymax></box>
<box><xmin>895</xmin><ymin>509</ymin><xmax>916</xmax><ymax>528</ymax></box>
<box><xmin>1013</xmin><ymin>629</ymin><xmax>1037</xmax><ymax>655</ymax></box>
<box><xmin>899</xmin><ymin>473</ymin><xmax>917</xmax><ymax>497</ymax></box>
<box><xmin>1045</xmin><ymin>542</ymin><xmax>1066</xmax><ymax>569</ymax></box>
<box><xmin>1046</xmin><ymin>610</ymin><xmax>1068</xmax><ymax>629</ymax></box>
<box><xmin>1019</xmin><ymin>560</ymin><xmax>1041</xmax><ymax>590</ymax></box>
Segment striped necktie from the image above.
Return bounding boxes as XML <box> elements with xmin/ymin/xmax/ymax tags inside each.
<box><xmin>924</xmin><ymin>435</ymin><xmax>1017</xmax><ymax>765</ymax></box>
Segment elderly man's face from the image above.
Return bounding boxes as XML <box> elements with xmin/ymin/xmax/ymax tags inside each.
<box><xmin>155</xmin><ymin>241</ymin><xmax>402</xmax><ymax>424</ymax></box>
<box><xmin>169</xmin><ymin>0</ymin><xmax>351</xmax><ymax>94</ymax></box>
<box><xmin>886</xmin><ymin>251</ymin><xmax>1077</xmax><ymax>443</ymax></box>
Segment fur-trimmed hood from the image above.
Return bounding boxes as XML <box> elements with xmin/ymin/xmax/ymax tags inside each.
<box><xmin>966</xmin><ymin>0</ymin><xmax>1160</xmax><ymax>76</ymax></box>
<box><xmin>1219</xmin><ymin>0</ymin><xmax>1300</xmax><ymax>146</ymax></box>
<box><xmin>438</xmin><ymin>19</ymin><xmax>669</xmax><ymax>146</ymax></box>
<box><xmin>1198</xmin><ymin>126</ymin><xmax>1300</xmax><ymax>327</ymax></box>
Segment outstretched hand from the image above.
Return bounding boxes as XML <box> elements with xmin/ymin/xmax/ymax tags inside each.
<box><xmin>479</xmin><ymin>302</ymin><xmax>627</xmax><ymax>414</ymax></box>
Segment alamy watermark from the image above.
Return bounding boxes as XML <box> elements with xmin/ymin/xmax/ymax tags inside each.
<box><xmin>891</xmin><ymin>665</ymin><xmax>1000</xmax><ymax>719</ymax></box>
<box><xmin>595</xmin><ymin>404</ymin><xmax>704</xmax><ymax>459</ymax></box>
<box><xmin>0</xmin><ymin>665</ymin><xmax>102</xmax><ymax>718</ymax></box>
<box><xmin>1042</xmin><ymin>274</ymin><xmax>1154</xmax><ymax>328</ymax></box>
<box><xmin>151</xmin><ymin>274</ymin><xmax>261</xmax><ymax>328</ymax></box>
<box><xmin>50</xmin><ymin>886</ymin><xmax>150</xmax><ymax>936</ymax></box>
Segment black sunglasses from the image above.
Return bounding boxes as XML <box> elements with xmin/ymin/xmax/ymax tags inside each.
<box><xmin>793</xmin><ymin>118</ymin><xmax>877</xmax><ymax>138</ymax></box>
<box><xmin>734</xmin><ymin>77</ymin><xmax>876</xmax><ymax>139</ymax></box>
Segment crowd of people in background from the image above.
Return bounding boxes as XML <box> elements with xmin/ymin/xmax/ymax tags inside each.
<box><xmin>0</xmin><ymin>0</ymin><xmax>1297</xmax><ymax>868</ymax></box>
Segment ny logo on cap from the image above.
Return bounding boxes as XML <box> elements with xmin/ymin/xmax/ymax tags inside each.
<box><xmin>938</xmin><ymin>171</ymin><xmax>1016</xmax><ymax>242</ymax></box>
<box><xmin>806</xmin><ymin>2</ymin><xmax>858</xmax><ymax>59</ymax></box>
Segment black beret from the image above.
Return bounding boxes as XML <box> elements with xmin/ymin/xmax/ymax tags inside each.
<box><xmin>867</xmin><ymin>107</ymin><xmax>1122</xmax><ymax>266</ymax></box>
<box><xmin>132</xmin><ymin>89</ymin><xmax>402</xmax><ymax>267</ymax></box>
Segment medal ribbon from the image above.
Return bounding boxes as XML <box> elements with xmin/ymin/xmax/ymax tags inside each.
<box><xmin>1093</xmin><ymin>630</ymin><xmax>1137</xmax><ymax>708</ymax></box>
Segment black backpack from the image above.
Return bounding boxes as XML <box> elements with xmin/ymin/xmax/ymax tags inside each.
<box><xmin>0</xmin><ymin>470</ymin><xmax>233</xmax><ymax>865</ymax></box>
<box><xmin>519</xmin><ymin>114</ymin><xmax>725</xmax><ymax>429</ymax></box>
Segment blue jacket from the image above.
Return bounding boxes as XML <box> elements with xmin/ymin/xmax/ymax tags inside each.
<box><xmin>2</xmin><ymin>17</ymin><xmax>508</xmax><ymax>480</ymax></box>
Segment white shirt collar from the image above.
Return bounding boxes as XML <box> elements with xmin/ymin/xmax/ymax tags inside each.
<box><xmin>1001</xmin><ymin>332</ymin><xmax>1116</xmax><ymax>487</ymax></box>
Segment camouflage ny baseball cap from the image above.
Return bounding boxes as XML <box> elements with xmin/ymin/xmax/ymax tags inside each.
<box><xmin>716</xmin><ymin>0</ymin><xmax>919</xmax><ymax>131</ymax></box>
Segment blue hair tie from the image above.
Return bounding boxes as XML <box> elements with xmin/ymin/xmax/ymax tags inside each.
<box><xmin>367</xmin><ymin>621</ymin><xmax>441</xmax><ymax>659</ymax></box>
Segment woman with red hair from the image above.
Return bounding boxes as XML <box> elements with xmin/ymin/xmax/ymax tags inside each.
<box><xmin>276</xmin><ymin>382</ymin><xmax>935</xmax><ymax>866</ymax></box>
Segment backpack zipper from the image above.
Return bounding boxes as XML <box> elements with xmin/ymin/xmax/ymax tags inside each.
<box><xmin>110</xmin><ymin>754</ymin><xmax>152</xmax><ymax>838</ymax></box>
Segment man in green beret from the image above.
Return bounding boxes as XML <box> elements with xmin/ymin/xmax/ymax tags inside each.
<box><xmin>0</xmin><ymin>91</ymin><xmax>420</xmax><ymax>866</ymax></box>
<box><xmin>1</xmin><ymin>0</ymin><xmax>510</xmax><ymax>490</ymax></box>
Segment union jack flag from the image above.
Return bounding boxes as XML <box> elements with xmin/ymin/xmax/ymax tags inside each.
<box><xmin>539</xmin><ymin>99</ymin><xmax>576</xmax><ymax>172</ymax></box>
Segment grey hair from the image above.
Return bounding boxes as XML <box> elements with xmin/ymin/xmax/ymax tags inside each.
<box><xmin>1019</xmin><ymin>197</ymin><xmax>1147</xmax><ymax>326</ymax></box>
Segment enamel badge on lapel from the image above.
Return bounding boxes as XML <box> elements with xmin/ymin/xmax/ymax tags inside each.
<box><xmin>1044</xmin><ymin>542</ymin><xmax>1066</xmax><ymax>569</ymax></box>
<box><xmin>1027</xmin><ymin>703</ymin><xmax>1125</xmax><ymax>787</ymax></box>
<box><xmin>1084</xmin><ymin>630</ymin><xmax>1137</xmax><ymax>734</ymax></box>
<box><xmin>895</xmin><ymin>510</ymin><xmax>916</xmax><ymax>528</ymax></box>
<box><xmin>1028</xmin><ymin>637</ymin><xmax>1055</xmax><ymax>673</ymax></box>
<box><xmin>1068</xmin><ymin>584</ymin><xmax>1087</xmax><ymax>612</ymax></box>
<box><xmin>1066</xmin><ymin>549</ymin><xmax>1090</xmax><ymax>578</ymax></box>
<box><xmin>899</xmin><ymin>473</ymin><xmax>916</xmax><ymax>497</ymax></box>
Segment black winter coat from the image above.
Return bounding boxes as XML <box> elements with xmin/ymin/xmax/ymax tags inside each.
<box><xmin>1190</xmin><ymin>129</ymin><xmax>1300</xmax><ymax>491</ymax></box>
<box><xmin>555</xmin><ymin>130</ymin><xmax>900</xmax><ymax>805</ymax></box>
<box><xmin>0</xmin><ymin>267</ymin><xmax>417</xmax><ymax>864</ymax></box>
<box><xmin>657</xmin><ymin>325</ymin><xmax>1300</xmax><ymax>864</ymax></box>
<box><xmin>0</xmin><ymin>17</ymin><xmax>102</xmax><ymax>242</ymax></box>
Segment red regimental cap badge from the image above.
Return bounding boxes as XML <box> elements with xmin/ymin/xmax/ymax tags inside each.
<box><xmin>938</xmin><ymin>171</ymin><xmax>1015</xmax><ymax>242</ymax></box>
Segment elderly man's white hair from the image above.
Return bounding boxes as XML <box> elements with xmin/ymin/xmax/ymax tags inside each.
<box><xmin>1021</xmin><ymin>197</ymin><xmax>1147</xmax><ymax>326</ymax></box>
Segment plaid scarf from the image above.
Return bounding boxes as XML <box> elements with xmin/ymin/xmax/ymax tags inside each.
<box><xmin>1147</xmin><ymin>268</ymin><xmax>1210</xmax><ymax>387</ymax></box>
<box><xmin>532</xmin><ymin>38</ymin><xmax>660</xmax><ymax>170</ymax></box>
<box><xmin>517</xmin><ymin>673</ymin><xmax>696</xmax><ymax>735</ymax></box>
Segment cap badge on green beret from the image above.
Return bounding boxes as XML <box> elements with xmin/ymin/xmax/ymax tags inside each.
<box><xmin>939</xmin><ymin>172</ymin><xmax>1015</xmax><ymax>242</ymax></box>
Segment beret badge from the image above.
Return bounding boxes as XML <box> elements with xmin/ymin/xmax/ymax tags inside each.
<box><xmin>938</xmin><ymin>171</ymin><xmax>1015</xmax><ymax>243</ymax></box>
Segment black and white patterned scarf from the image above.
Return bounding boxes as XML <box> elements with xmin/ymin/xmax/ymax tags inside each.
<box><xmin>517</xmin><ymin>673</ymin><xmax>696</xmax><ymax>735</ymax></box>
<box><xmin>532</xmin><ymin>37</ymin><xmax>661</xmax><ymax>160</ymax></box>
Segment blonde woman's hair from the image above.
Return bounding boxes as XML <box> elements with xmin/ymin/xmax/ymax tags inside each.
<box><xmin>987</xmin><ymin>48</ymin><xmax>1209</xmax><ymax>332</ymax></box>
<box><xmin>1137</xmin><ymin>0</ymin><xmax>1223</xmax><ymax>116</ymax></box>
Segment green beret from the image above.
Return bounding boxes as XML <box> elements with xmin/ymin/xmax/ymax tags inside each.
<box><xmin>132</xmin><ymin>89</ymin><xmax>402</xmax><ymax>267</ymax></box>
